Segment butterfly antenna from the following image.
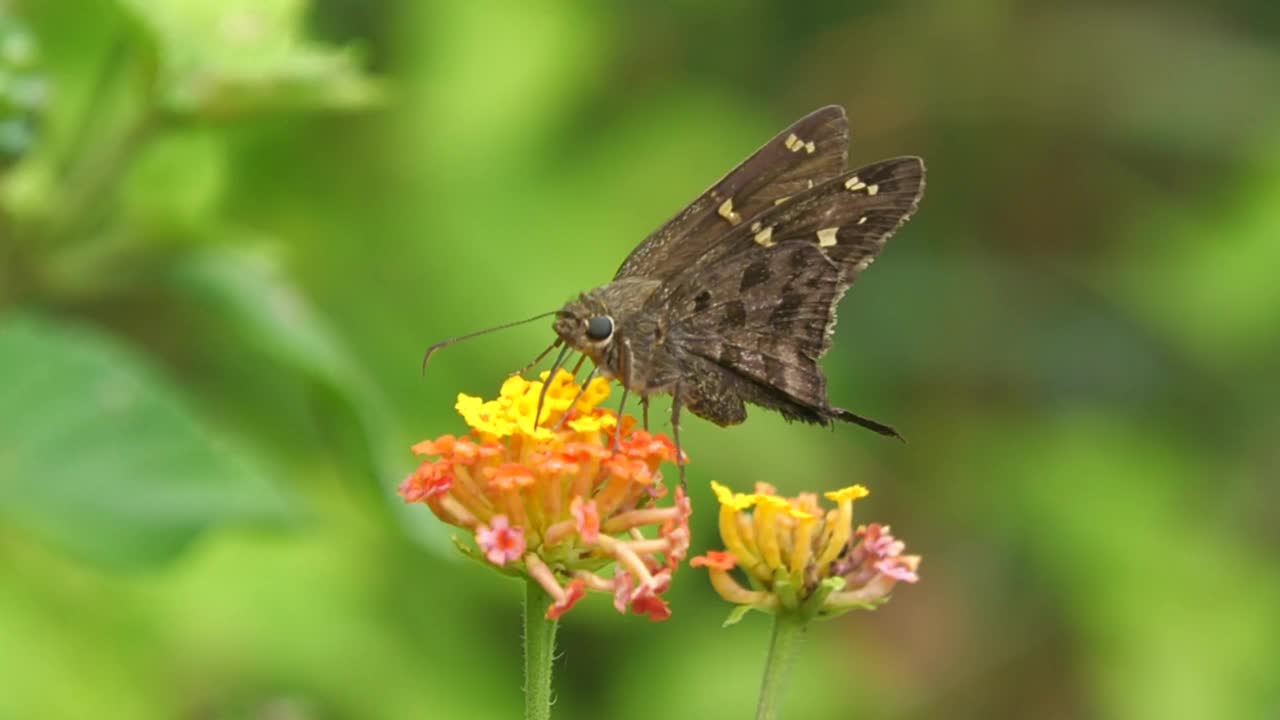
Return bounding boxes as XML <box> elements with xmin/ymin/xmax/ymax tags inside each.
<box><xmin>534</xmin><ymin>344</ymin><xmax>572</xmax><ymax>426</ymax></box>
<box><xmin>421</xmin><ymin>310</ymin><xmax>559</xmax><ymax>375</ymax></box>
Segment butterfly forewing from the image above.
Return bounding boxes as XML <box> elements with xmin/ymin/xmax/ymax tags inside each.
<box><xmin>680</xmin><ymin>157</ymin><xmax>925</xmax><ymax>278</ymax></box>
<box><xmin>651</xmin><ymin>157</ymin><xmax>925</xmax><ymax>413</ymax></box>
<box><xmin>614</xmin><ymin>105</ymin><xmax>849</xmax><ymax>281</ymax></box>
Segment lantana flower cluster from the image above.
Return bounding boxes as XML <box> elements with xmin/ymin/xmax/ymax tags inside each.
<box><xmin>692</xmin><ymin>481</ymin><xmax>919</xmax><ymax>622</ymax></box>
<box><xmin>401</xmin><ymin>369</ymin><xmax>690</xmax><ymax>621</ymax></box>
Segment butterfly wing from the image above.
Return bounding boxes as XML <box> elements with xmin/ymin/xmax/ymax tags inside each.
<box><xmin>614</xmin><ymin>106</ymin><xmax>849</xmax><ymax>281</ymax></box>
<box><xmin>654</xmin><ymin>157</ymin><xmax>925</xmax><ymax>424</ymax></box>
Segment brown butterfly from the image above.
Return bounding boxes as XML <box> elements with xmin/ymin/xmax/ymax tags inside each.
<box><xmin>427</xmin><ymin>106</ymin><xmax>925</xmax><ymax>482</ymax></box>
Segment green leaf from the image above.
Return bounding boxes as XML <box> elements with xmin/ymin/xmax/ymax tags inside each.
<box><xmin>722</xmin><ymin>604</ymin><xmax>758</xmax><ymax>628</ymax></box>
<box><xmin>819</xmin><ymin>576</ymin><xmax>847</xmax><ymax>593</ymax></box>
<box><xmin>800</xmin><ymin>575</ymin><xmax>845</xmax><ymax>615</ymax></box>
<box><xmin>117</xmin><ymin>0</ymin><xmax>383</xmax><ymax>118</ymax></box>
<box><xmin>168</xmin><ymin>246</ymin><xmax>446</xmax><ymax>553</ymax></box>
<box><xmin>0</xmin><ymin>311</ymin><xmax>290</xmax><ymax>569</ymax></box>
<box><xmin>122</xmin><ymin>128</ymin><xmax>226</xmax><ymax>228</ymax></box>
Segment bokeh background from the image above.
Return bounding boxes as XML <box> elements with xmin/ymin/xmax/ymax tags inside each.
<box><xmin>3</xmin><ymin>1</ymin><xmax>1279</xmax><ymax>718</ymax></box>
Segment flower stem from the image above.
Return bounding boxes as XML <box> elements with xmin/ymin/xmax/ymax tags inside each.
<box><xmin>755</xmin><ymin>611</ymin><xmax>808</xmax><ymax>720</ymax></box>
<box><xmin>524</xmin><ymin>578</ymin><xmax>559</xmax><ymax>720</ymax></box>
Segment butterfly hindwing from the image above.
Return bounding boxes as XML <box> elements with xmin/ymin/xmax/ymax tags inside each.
<box><xmin>614</xmin><ymin>106</ymin><xmax>849</xmax><ymax>281</ymax></box>
<box><xmin>671</xmin><ymin>243</ymin><xmax>843</xmax><ymax>419</ymax></box>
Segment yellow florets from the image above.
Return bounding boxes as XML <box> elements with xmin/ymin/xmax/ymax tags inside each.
<box><xmin>456</xmin><ymin>369</ymin><xmax>615</xmax><ymax>441</ymax></box>
<box><xmin>711</xmin><ymin>480</ymin><xmax>758</xmax><ymax>511</ymax></box>
<box><xmin>824</xmin><ymin>485</ymin><xmax>869</xmax><ymax>503</ymax></box>
<box><xmin>692</xmin><ymin>480</ymin><xmax>920</xmax><ymax>620</ymax></box>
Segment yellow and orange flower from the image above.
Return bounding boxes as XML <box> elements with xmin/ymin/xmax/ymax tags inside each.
<box><xmin>401</xmin><ymin>370</ymin><xmax>690</xmax><ymax>621</ymax></box>
<box><xmin>691</xmin><ymin>481</ymin><xmax>919</xmax><ymax>622</ymax></box>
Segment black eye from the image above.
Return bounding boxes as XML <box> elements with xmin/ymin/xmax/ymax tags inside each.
<box><xmin>585</xmin><ymin>315</ymin><xmax>614</xmax><ymax>341</ymax></box>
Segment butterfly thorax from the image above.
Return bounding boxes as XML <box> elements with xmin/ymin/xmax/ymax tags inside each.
<box><xmin>553</xmin><ymin>278</ymin><xmax>676</xmax><ymax>394</ymax></box>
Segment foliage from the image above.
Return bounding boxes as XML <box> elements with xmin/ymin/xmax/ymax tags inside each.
<box><xmin>2</xmin><ymin>1</ymin><xmax>1278</xmax><ymax>718</ymax></box>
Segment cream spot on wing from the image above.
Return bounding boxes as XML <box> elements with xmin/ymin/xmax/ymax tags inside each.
<box><xmin>857</xmin><ymin>216</ymin><xmax>868</xmax><ymax>225</ymax></box>
<box><xmin>785</xmin><ymin>133</ymin><xmax>814</xmax><ymax>153</ymax></box>
<box><xmin>754</xmin><ymin>225</ymin><xmax>776</xmax><ymax>247</ymax></box>
<box><xmin>855</xmin><ymin>256</ymin><xmax>876</xmax><ymax>272</ymax></box>
<box><xmin>867</xmin><ymin>184</ymin><xmax>879</xmax><ymax>196</ymax></box>
<box><xmin>817</xmin><ymin>227</ymin><xmax>839</xmax><ymax>247</ymax></box>
<box><xmin>845</xmin><ymin>176</ymin><xmax>866</xmax><ymax>192</ymax></box>
<box><xmin>717</xmin><ymin>198</ymin><xmax>742</xmax><ymax>225</ymax></box>
<box><xmin>773</xmin><ymin>195</ymin><xmax>789</xmax><ymax>206</ymax></box>
<box><xmin>750</xmin><ymin>220</ymin><xmax>762</xmax><ymax>233</ymax></box>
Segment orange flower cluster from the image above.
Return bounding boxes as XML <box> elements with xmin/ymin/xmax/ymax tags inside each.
<box><xmin>401</xmin><ymin>370</ymin><xmax>690</xmax><ymax>621</ymax></box>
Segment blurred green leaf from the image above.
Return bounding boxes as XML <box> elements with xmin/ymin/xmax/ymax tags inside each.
<box><xmin>122</xmin><ymin>128</ymin><xmax>225</xmax><ymax>229</ymax></box>
<box><xmin>0</xmin><ymin>6</ymin><xmax>47</xmax><ymax>168</ymax></box>
<box><xmin>1114</xmin><ymin>143</ymin><xmax>1280</xmax><ymax>370</ymax></box>
<box><xmin>0</xmin><ymin>311</ymin><xmax>290</xmax><ymax>569</ymax></box>
<box><xmin>117</xmin><ymin>0</ymin><xmax>383</xmax><ymax>118</ymax></box>
<box><xmin>172</xmin><ymin>245</ymin><xmax>358</xmax><ymax>383</ymax></box>
<box><xmin>168</xmin><ymin>246</ymin><xmax>445</xmax><ymax>552</ymax></box>
<box><xmin>982</xmin><ymin>415</ymin><xmax>1280</xmax><ymax>720</ymax></box>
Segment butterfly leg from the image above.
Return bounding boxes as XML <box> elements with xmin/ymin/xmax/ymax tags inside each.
<box><xmin>641</xmin><ymin>396</ymin><xmax>650</xmax><ymax>432</ymax></box>
<box><xmin>510</xmin><ymin>339</ymin><xmax>562</xmax><ymax>377</ymax></box>
<box><xmin>553</xmin><ymin>367</ymin><xmax>597</xmax><ymax>431</ymax></box>
<box><xmin>568</xmin><ymin>352</ymin><xmax>587</xmax><ymax>379</ymax></box>
<box><xmin>613</xmin><ymin>383</ymin><xmax>630</xmax><ymax>451</ymax></box>
<box><xmin>534</xmin><ymin>345</ymin><xmax>572</xmax><ymax>427</ymax></box>
<box><xmin>670</xmin><ymin>386</ymin><xmax>687</xmax><ymax>489</ymax></box>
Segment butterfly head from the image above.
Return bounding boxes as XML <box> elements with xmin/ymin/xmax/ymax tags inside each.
<box><xmin>554</xmin><ymin>293</ymin><xmax>617</xmax><ymax>357</ymax></box>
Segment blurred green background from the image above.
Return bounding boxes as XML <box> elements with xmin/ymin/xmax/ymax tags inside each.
<box><xmin>2</xmin><ymin>0</ymin><xmax>1279</xmax><ymax>718</ymax></box>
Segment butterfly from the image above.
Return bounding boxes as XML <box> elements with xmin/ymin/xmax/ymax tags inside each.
<box><xmin>429</xmin><ymin>106</ymin><xmax>925</xmax><ymax>483</ymax></box>
<box><xmin>550</xmin><ymin>106</ymin><xmax>921</xmax><ymax>474</ymax></box>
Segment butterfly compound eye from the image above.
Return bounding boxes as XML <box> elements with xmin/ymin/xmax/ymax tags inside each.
<box><xmin>586</xmin><ymin>315</ymin><xmax>614</xmax><ymax>341</ymax></box>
